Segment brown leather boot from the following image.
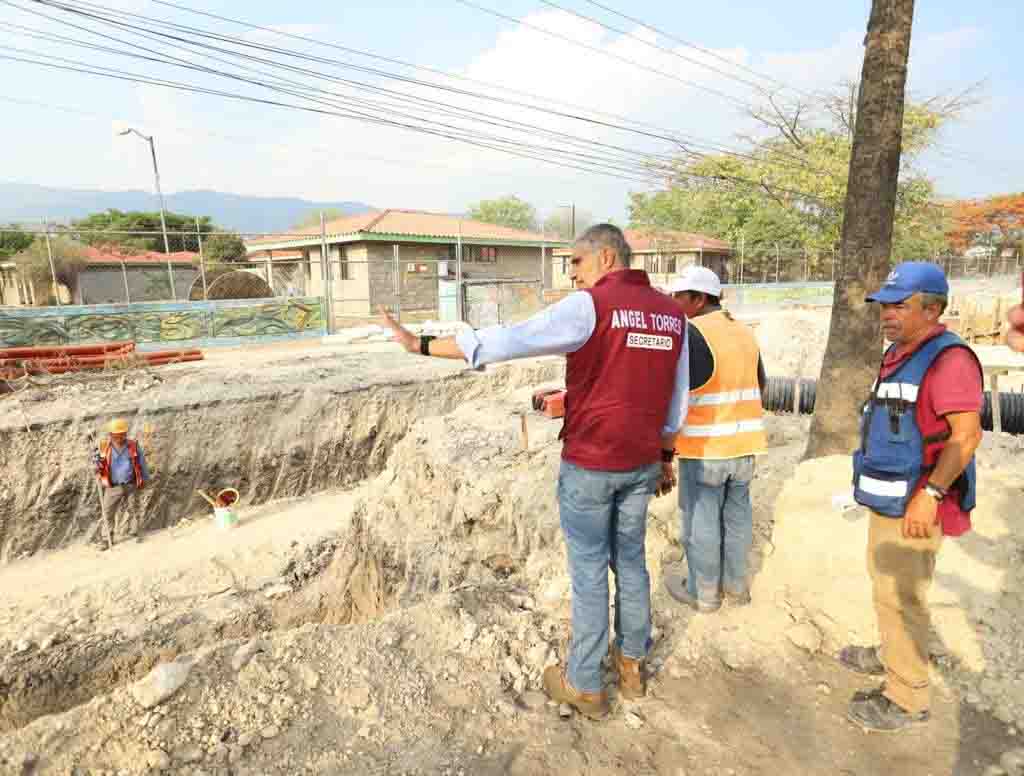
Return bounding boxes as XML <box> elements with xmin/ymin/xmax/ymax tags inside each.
<box><xmin>542</xmin><ymin>665</ymin><xmax>609</xmax><ymax>720</ymax></box>
<box><xmin>611</xmin><ymin>645</ymin><xmax>646</xmax><ymax>700</ymax></box>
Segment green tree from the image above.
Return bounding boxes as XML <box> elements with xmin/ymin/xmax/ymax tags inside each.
<box><xmin>543</xmin><ymin>208</ymin><xmax>593</xmax><ymax>240</ymax></box>
<box><xmin>467</xmin><ymin>196</ymin><xmax>538</xmax><ymax>231</ymax></box>
<box><xmin>630</xmin><ymin>79</ymin><xmax>975</xmax><ymax>276</ymax></box>
<box><xmin>0</xmin><ymin>228</ymin><xmax>34</xmax><ymax>259</ymax></box>
<box><xmin>203</xmin><ymin>232</ymin><xmax>247</xmax><ymax>264</ymax></box>
<box><xmin>72</xmin><ymin>210</ymin><xmax>215</xmax><ymax>253</ymax></box>
<box><xmin>12</xmin><ymin>237</ymin><xmax>87</xmax><ymax>306</ymax></box>
<box><xmin>291</xmin><ymin>208</ymin><xmax>353</xmax><ymax>231</ymax></box>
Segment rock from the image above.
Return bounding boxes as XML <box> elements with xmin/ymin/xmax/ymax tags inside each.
<box><xmin>232</xmin><ymin>639</ymin><xmax>268</xmax><ymax>671</ymax></box>
<box><xmin>144</xmin><ymin>749</ymin><xmax>171</xmax><ymax>771</ymax></box>
<box><xmin>173</xmin><ymin>746</ymin><xmax>204</xmax><ymax>764</ymax></box>
<box><xmin>504</xmin><ymin>656</ymin><xmax>522</xmax><ymax>678</ymax></box>
<box><xmin>966</xmin><ymin>692</ymin><xmax>982</xmax><ymax>706</ymax></box>
<box><xmin>983</xmin><ymin>765</ymin><xmax>1008</xmax><ymax>776</ymax></box>
<box><xmin>786</xmin><ymin>622</ymin><xmax>823</xmax><ymax>653</ymax></box>
<box><xmin>13</xmin><ymin>638</ymin><xmax>32</xmax><ymax>654</ymax></box>
<box><xmin>343</xmin><ymin>683</ymin><xmax>371</xmax><ymax>709</ymax></box>
<box><xmin>526</xmin><ymin>643</ymin><xmax>549</xmax><ymax>671</ymax></box>
<box><xmin>982</xmin><ymin>678</ymin><xmax>1004</xmax><ymax>700</ymax></box>
<box><xmin>624</xmin><ymin>712</ymin><xmax>644</xmax><ymax>729</ymax></box>
<box><xmin>558</xmin><ymin>703</ymin><xmax>573</xmax><ymax>719</ymax></box>
<box><xmin>210</xmin><ymin>744</ymin><xmax>229</xmax><ymax>764</ymax></box>
<box><xmin>357</xmin><ymin>725</ymin><xmax>372</xmax><ymax>738</ymax></box>
<box><xmin>261</xmin><ymin>724</ymin><xmax>281</xmax><ymax>739</ymax></box>
<box><xmin>1000</xmin><ymin>748</ymin><xmax>1024</xmax><ymax>775</ymax></box>
<box><xmin>238</xmin><ymin>731</ymin><xmax>257</xmax><ymax>748</ymax></box>
<box><xmin>816</xmin><ymin>682</ymin><xmax>832</xmax><ymax>696</ymax></box>
<box><xmin>229</xmin><ymin>745</ymin><xmax>245</xmax><ymax>765</ymax></box>
<box><xmin>131</xmin><ymin>659</ymin><xmax>193</xmax><ymax>709</ymax></box>
<box><xmin>508</xmin><ymin>592</ymin><xmax>535</xmax><ymax>610</ymax></box>
<box><xmin>263</xmin><ymin>583</ymin><xmax>293</xmax><ymax>599</ymax></box>
<box><xmin>519</xmin><ymin>691</ymin><xmax>547</xmax><ymax>711</ymax></box>
<box><xmin>297</xmin><ymin>664</ymin><xmax>320</xmax><ymax>690</ymax></box>
<box><xmin>462</xmin><ymin>622</ymin><xmax>479</xmax><ymax>643</ymax></box>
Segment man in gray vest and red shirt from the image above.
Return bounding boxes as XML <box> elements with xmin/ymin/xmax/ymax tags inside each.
<box><xmin>381</xmin><ymin>224</ymin><xmax>688</xmax><ymax>719</ymax></box>
<box><xmin>843</xmin><ymin>261</ymin><xmax>983</xmax><ymax>732</ymax></box>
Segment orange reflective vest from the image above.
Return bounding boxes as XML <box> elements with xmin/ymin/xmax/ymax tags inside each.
<box><xmin>675</xmin><ymin>310</ymin><xmax>767</xmax><ymax>460</ymax></box>
<box><xmin>98</xmin><ymin>438</ymin><xmax>145</xmax><ymax>488</ymax></box>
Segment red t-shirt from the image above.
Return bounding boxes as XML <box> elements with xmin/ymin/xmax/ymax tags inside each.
<box><xmin>878</xmin><ymin>325</ymin><xmax>983</xmax><ymax>534</ymax></box>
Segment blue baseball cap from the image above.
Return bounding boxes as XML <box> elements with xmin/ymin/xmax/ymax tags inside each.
<box><xmin>866</xmin><ymin>261</ymin><xmax>949</xmax><ymax>303</ymax></box>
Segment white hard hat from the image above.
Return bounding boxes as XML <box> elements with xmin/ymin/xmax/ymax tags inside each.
<box><xmin>665</xmin><ymin>266</ymin><xmax>722</xmax><ymax>298</ymax></box>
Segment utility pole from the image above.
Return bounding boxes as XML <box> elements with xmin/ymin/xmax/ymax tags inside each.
<box><xmin>806</xmin><ymin>0</ymin><xmax>917</xmax><ymax>459</ymax></box>
<box><xmin>119</xmin><ymin>128</ymin><xmax>175</xmax><ymax>300</ymax></box>
<box><xmin>42</xmin><ymin>217</ymin><xmax>62</xmax><ymax>306</ymax></box>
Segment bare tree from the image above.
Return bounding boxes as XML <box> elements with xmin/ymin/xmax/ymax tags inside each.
<box><xmin>805</xmin><ymin>0</ymin><xmax>916</xmax><ymax>459</ymax></box>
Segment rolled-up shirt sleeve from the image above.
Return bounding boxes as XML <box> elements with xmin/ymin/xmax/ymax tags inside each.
<box><xmin>661</xmin><ymin>324</ymin><xmax>690</xmax><ymax>435</ymax></box>
<box><xmin>454</xmin><ymin>292</ymin><xmax>596</xmax><ymax>368</ymax></box>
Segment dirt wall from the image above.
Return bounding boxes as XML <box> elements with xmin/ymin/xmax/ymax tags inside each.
<box><xmin>0</xmin><ymin>359</ymin><xmax>563</xmax><ymax>562</ymax></box>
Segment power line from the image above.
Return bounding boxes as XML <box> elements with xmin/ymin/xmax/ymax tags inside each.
<box><xmin>5</xmin><ymin>2</ymin><xmax>683</xmax><ymax>178</ymax></box>
<box><xmin>23</xmin><ymin>0</ymin><xmax>833</xmax><ymax>180</ymax></box>
<box><xmin>450</xmin><ymin>0</ymin><xmax>754</xmax><ymax>109</ymax></box>
<box><xmin>2</xmin><ymin>1</ymin><xmax>846</xmax><ymax>205</ymax></box>
<box><xmin>1</xmin><ymin>45</ymin><xmax>840</xmax><ymax>206</ymax></box>
<box><xmin>535</xmin><ymin>0</ymin><xmax>786</xmax><ymax>99</ymax></box>
<box><xmin>9</xmin><ymin>0</ymin><xmax>834</xmax><ymax>181</ymax></box>
<box><xmin>575</xmin><ymin>0</ymin><xmax>820</xmax><ymax>101</ymax></box>
<box><xmin>0</xmin><ymin>48</ymin><xmax>666</xmax><ymax>186</ymax></box>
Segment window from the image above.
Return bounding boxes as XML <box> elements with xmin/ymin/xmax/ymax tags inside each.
<box><xmin>466</xmin><ymin>245</ymin><xmax>497</xmax><ymax>262</ymax></box>
<box><xmin>666</xmin><ymin>254</ymin><xmax>678</xmax><ymax>274</ymax></box>
<box><xmin>561</xmin><ymin>256</ymin><xmax>569</xmax><ymax>274</ymax></box>
<box><xmin>337</xmin><ymin>245</ymin><xmax>349</xmax><ymax>281</ymax></box>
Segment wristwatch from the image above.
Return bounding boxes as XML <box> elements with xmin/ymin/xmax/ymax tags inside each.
<box><xmin>923</xmin><ymin>482</ymin><xmax>947</xmax><ymax>501</ymax></box>
<box><xmin>419</xmin><ymin>335</ymin><xmax>436</xmax><ymax>356</ymax></box>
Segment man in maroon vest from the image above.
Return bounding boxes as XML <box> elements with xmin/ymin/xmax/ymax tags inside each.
<box><xmin>381</xmin><ymin>224</ymin><xmax>689</xmax><ymax>718</ymax></box>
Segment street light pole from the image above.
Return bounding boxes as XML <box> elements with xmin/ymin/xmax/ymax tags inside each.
<box><xmin>119</xmin><ymin>128</ymin><xmax>175</xmax><ymax>300</ymax></box>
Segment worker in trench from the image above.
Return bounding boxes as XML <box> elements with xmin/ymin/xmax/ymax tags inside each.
<box><xmin>661</xmin><ymin>266</ymin><xmax>767</xmax><ymax>613</ymax></box>
<box><xmin>92</xmin><ymin>418</ymin><xmax>151</xmax><ymax>550</ymax></box>
<box><xmin>380</xmin><ymin>223</ymin><xmax>688</xmax><ymax>720</ymax></box>
<box><xmin>843</xmin><ymin>262</ymin><xmax>984</xmax><ymax>732</ymax></box>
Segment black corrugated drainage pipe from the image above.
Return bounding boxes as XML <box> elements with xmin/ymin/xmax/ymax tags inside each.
<box><xmin>761</xmin><ymin>376</ymin><xmax>1024</xmax><ymax>435</ymax></box>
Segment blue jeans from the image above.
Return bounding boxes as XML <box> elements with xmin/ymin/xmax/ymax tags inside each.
<box><xmin>557</xmin><ymin>460</ymin><xmax>661</xmax><ymax>694</ymax></box>
<box><xmin>679</xmin><ymin>456</ymin><xmax>756</xmax><ymax>606</ymax></box>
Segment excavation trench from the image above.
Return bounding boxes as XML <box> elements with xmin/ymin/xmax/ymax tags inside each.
<box><xmin>0</xmin><ymin>358</ymin><xmax>810</xmax><ymax>736</ymax></box>
<box><xmin>0</xmin><ymin>360</ymin><xmax>564</xmax><ymax>734</ymax></box>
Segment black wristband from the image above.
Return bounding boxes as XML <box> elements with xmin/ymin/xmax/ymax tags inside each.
<box><xmin>661</xmin><ymin>449</ymin><xmax>675</xmax><ymax>463</ymax></box>
<box><xmin>419</xmin><ymin>335</ymin><xmax>436</xmax><ymax>356</ymax></box>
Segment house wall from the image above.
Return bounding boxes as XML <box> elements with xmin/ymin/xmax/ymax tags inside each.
<box><xmin>550</xmin><ymin>250</ymin><xmax>731</xmax><ymax>290</ymax></box>
<box><xmin>0</xmin><ymin>267</ymin><xmax>32</xmax><ymax>306</ymax></box>
<box><xmin>75</xmin><ymin>265</ymin><xmax>199</xmax><ymax>304</ymax></box>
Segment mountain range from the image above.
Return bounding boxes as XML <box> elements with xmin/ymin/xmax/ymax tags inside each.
<box><xmin>0</xmin><ymin>182</ymin><xmax>373</xmax><ymax>233</ymax></box>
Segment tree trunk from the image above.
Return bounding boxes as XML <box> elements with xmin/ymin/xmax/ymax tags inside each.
<box><xmin>804</xmin><ymin>0</ymin><xmax>915</xmax><ymax>460</ymax></box>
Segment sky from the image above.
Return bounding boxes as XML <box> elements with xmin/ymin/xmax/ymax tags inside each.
<box><xmin>0</xmin><ymin>0</ymin><xmax>1020</xmax><ymax>225</ymax></box>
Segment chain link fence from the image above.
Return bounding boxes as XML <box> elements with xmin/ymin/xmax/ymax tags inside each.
<box><xmin>462</xmin><ymin>279</ymin><xmax>544</xmax><ymax>328</ymax></box>
<box><xmin>0</xmin><ymin>223</ymin><xmax>325</xmax><ymax>307</ymax></box>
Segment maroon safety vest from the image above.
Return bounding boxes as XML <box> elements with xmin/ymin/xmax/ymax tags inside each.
<box><xmin>560</xmin><ymin>269</ymin><xmax>685</xmax><ymax>471</ymax></box>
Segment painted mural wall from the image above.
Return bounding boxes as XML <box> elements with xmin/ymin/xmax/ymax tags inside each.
<box><xmin>0</xmin><ymin>297</ymin><xmax>324</xmax><ymax>348</ymax></box>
